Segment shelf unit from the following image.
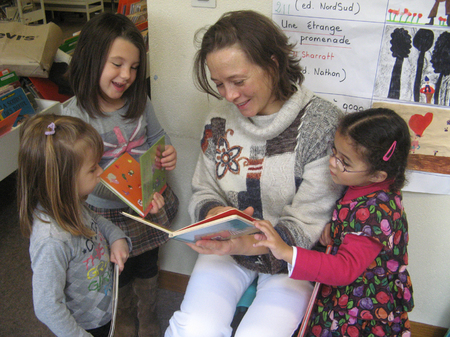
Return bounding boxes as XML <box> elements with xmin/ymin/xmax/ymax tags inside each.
<box><xmin>40</xmin><ymin>0</ymin><xmax>104</xmax><ymax>21</ymax></box>
<box><xmin>16</xmin><ymin>0</ymin><xmax>46</xmax><ymax>24</ymax></box>
<box><xmin>0</xmin><ymin>99</ymin><xmax>60</xmax><ymax>182</ymax></box>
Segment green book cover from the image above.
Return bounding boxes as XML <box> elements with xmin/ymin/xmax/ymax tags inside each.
<box><xmin>0</xmin><ymin>71</ymin><xmax>20</xmax><ymax>88</ymax></box>
<box><xmin>140</xmin><ymin>135</ymin><xmax>166</xmax><ymax>213</ymax></box>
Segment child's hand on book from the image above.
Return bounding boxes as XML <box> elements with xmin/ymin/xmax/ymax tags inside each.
<box><xmin>110</xmin><ymin>238</ymin><xmax>130</xmax><ymax>273</ymax></box>
<box><xmin>148</xmin><ymin>192</ymin><xmax>165</xmax><ymax>214</ymax></box>
<box><xmin>253</xmin><ymin>221</ymin><xmax>293</xmax><ymax>264</ymax></box>
<box><xmin>161</xmin><ymin>145</ymin><xmax>177</xmax><ymax>171</ymax></box>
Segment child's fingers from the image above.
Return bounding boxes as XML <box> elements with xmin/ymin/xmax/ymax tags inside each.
<box><xmin>253</xmin><ymin>221</ymin><xmax>274</xmax><ymax>237</ymax></box>
<box><xmin>114</xmin><ymin>257</ymin><xmax>125</xmax><ymax>273</ymax></box>
<box><xmin>162</xmin><ymin>159</ymin><xmax>176</xmax><ymax>170</ymax></box>
<box><xmin>110</xmin><ymin>246</ymin><xmax>129</xmax><ymax>273</ymax></box>
<box><xmin>253</xmin><ymin>233</ymin><xmax>267</xmax><ymax>241</ymax></box>
<box><xmin>148</xmin><ymin>193</ymin><xmax>165</xmax><ymax>214</ymax></box>
<box><xmin>162</xmin><ymin>146</ymin><xmax>177</xmax><ymax>160</ymax></box>
<box><xmin>161</xmin><ymin>152</ymin><xmax>177</xmax><ymax>170</ymax></box>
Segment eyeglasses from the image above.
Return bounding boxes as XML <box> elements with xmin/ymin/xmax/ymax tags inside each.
<box><xmin>331</xmin><ymin>147</ymin><xmax>368</xmax><ymax>173</ymax></box>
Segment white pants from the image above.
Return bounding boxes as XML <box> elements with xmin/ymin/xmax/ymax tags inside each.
<box><xmin>165</xmin><ymin>254</ymin><xmax>313</xmax><ymax>337</ymax></box>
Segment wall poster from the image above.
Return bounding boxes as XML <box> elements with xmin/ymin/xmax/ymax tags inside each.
<box><xmin>272</xmin><ymin>0</ymin><xmax>450</xmax><ymax>194</ymax></box>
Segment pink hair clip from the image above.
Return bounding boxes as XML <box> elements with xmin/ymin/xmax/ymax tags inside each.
<box><xmin>45</xmin><ymin>122</ymin><xmax>56</xmax><ymax>136</ymax></box>
<box><xmin>383</xmin><ymin>141</ymin><xmax>397</xmax><ymax>161</ymax></box>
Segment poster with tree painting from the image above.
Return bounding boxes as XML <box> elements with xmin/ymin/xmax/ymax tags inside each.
<box><xmin>374</xmin><ymin>26</ymin><xmax>450</xmax><ymax>107</ymax></box>
<box><xmin>272</xmin><ymin>0</ymin><xmax>450</xmax><ymax>192</ymax></box>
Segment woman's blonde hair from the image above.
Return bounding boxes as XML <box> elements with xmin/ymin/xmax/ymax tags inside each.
<box><xmin>17</xmin><ymin>114</ymin><xmax>104</xmax><ymax>238</ymax></box>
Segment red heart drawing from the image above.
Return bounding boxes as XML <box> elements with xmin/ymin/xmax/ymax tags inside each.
<box><xmin>409</xmin><ymin>112</ymin><xmax>433</xmax><ymax>137</ymax></box>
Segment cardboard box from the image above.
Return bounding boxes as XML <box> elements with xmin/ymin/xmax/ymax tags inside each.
<box><xmin>0</xmin><ymin>22</ymin><xmax>63</xmax><ymax>78</ymax></box>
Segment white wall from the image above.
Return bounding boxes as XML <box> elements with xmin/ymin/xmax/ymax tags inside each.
<box><xmin>146</xmin><ymin>0</ymin><xmax>450</xmax><ymax>328</ymax></box>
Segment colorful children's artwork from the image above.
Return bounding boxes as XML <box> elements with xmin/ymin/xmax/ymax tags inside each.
<box><xmin>373</xmin><ymin>101</ymin><xmax>450</xmax><ymax>174</ymax></box>
<box><xmin>272</xmin><ymin>0</ymin><xmax>450</xmax><ymax>190</ymax></box>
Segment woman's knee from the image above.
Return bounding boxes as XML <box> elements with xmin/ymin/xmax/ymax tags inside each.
<box><xmin>165</xmin><ymin>310</ymin><xmax>233</xmax><ymax>337</ymax></box>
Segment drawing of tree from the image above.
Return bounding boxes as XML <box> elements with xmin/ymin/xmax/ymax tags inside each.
<box><xmin>413</xmin><ymin>29</ymin><xmax>434</xmax><ymax>102</ymax></box>
<box><xmin>388</xmin><ymin>28</ymin><xmax>412</xmax><ymax>99</ymax></box>
<box><xmin>430</xmin><ymin>31</ymin><xmax>450</xmax><ymax>105</ymax></box>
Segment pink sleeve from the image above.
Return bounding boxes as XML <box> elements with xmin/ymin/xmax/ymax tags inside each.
<box><xmin>290</xmin><ymin>234</ymin><xmax>383</xmax><ymax>286</ymax></box>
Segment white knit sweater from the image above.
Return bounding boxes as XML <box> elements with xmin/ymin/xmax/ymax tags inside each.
<box><xmin>189</xmin><ymin>86</ymin><xmax>345</xmax><ymax>274</ymax></box>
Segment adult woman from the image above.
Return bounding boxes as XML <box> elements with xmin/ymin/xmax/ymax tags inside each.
<box><xmin>166</xmin><ymin>10</ymin><xmax>343</xmax><ymax>337</ymax></box>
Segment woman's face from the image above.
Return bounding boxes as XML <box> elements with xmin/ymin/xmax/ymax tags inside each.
<box><xmin>206</xmin><ymin>45</ymin><xmax>283</xmax><ymax>117</ymax></box>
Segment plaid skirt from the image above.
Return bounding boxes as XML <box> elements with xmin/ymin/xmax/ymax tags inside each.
<box><xmin>88</xmin><ymin>184</ymin><xmax>179</xmax><ymax>257</ymax></box>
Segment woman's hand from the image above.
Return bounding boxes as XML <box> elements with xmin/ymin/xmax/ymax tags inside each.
<box><xmin>186</xmin><ymin>206</ymin><xmax>269</xmax><ymax>256</ymax></box>
<box><xmin>110</xmin><ymin>238</ymin><xmax>130</xmax><ymax>273</ymax></box>
<box><xmin>204</xmin><ymin>205</ymin><xmax>234</xmax><ymax>218</ymax></box>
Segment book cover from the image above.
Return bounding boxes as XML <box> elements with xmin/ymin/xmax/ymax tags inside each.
<box><xmin>0</xmin><ymin>71</ymin><xmax>20</xmax><ymax>89</ymax></box>
<box><xmin>121</xmin><ymin>208</ymin><xmax>260</xmax><ymax>243</ymax></box>
<box><xmin>28</xmin><ymin>77</ymin><xmax>72</xmax><ymax>103</ymax></box>
<box><xmin>296</xmin><ymin>245</ymin><xmax>332</xmax><ymax>337</ymax></box>
<box><xmin>100</xmin><ymin>136</ymin><xmax>166</xmax><ymax>217</ymax></box>
<box><xmin>117</xmin><ymin>0</ymin><xmax>139</xmax><ymax>15</ymax></box>
<box><xmin>0</xmin><ymin>87</ymin><xmax>35</xmax><ymax>127</ymax></box>
<box><xmin>59</xmin><ymin>35</ymin><xmax>79</xmax><ymax>55</ymax></box>
<box><xmin>139</xmin><ymin>136</ymin><xmax>166</xmax><ymax>213</ymax></box>
<box><xmin>0</xmin><ymin>108</ymin><xmax>20</xmax><ymax>137</ymax></box>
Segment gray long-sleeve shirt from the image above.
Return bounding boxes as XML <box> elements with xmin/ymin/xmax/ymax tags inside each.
<box><xmin>30</xmin><ymin>205</ymin><xmax>131</xmax><ymax>336</ymax></box>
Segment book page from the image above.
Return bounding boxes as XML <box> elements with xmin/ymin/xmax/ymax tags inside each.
<box><xmin>173</xmin><ymin>218</ymin><xmax>259</xmax><ymax>243</ymax></box>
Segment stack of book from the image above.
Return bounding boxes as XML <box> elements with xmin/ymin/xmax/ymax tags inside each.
<box><xmin>59</xmin><ymin>34</ymin><xmax>79</xmax><ymax>57</ymax></box>
<box><xmin>0</xmin><ymin>69</ymin><xmax>37</xmax><ymax>135</ymax></box>
<box><xmin>117</xmin><ymin>0</ymin><xmax>148</xmax><ymax>47</ymax></box>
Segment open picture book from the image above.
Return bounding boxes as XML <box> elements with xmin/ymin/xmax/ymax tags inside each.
<box><xmin>100</xmin><ymin>136</ymin><xmax>166</xmax><ymax>217</ymax></box>
<box><xmin>121</xmin><ymin>208</ymin><xmax>261</xmax><ymax>243</ymax></box>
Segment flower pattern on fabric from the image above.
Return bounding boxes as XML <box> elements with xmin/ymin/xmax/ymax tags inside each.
<box><xmin>215</xmin><ymin>135</ymin><xmax>243</xmax><ymax>179</ymax></box>
<box><xmin>209</xmin><ymin>129</ymin><xmax>249</xmax><ymax>180</ymax></box>
<box><xmin>305</xmin><ymin>189</ymin><xmax>414</xmax><ymax>337</ymax></box>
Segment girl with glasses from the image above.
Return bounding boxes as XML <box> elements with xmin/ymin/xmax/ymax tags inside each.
<box><xmin>254</xmin><ymin>107</ymin><xmax>414</xmax><ymax>337</ymax></box>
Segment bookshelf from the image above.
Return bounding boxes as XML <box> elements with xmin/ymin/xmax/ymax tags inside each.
<box><xmin>0</xmin><ymin>99</ymin><xmax>60</xmax><ymax>181</ymax></box>
<box><xmin>41</xmin><ymin>0</ymin><xmax>104</xmax><ymax>21</ymax></box>
<box><xmin>16</xmin><ymin>0</ymin><xmax>46</xmax><ymax>24</ymax></box>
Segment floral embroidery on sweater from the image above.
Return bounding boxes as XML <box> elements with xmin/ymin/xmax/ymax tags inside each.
<box><xmin>214</xmin><ymin>130</ymin><xmax>249</xmax><ymax>179</ymax></box>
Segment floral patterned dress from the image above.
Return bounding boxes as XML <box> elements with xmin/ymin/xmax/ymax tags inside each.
<box><xmin>304</xmin><ymin>185</ymin><xmax>414</xmax><ymax>337</ymax></box>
